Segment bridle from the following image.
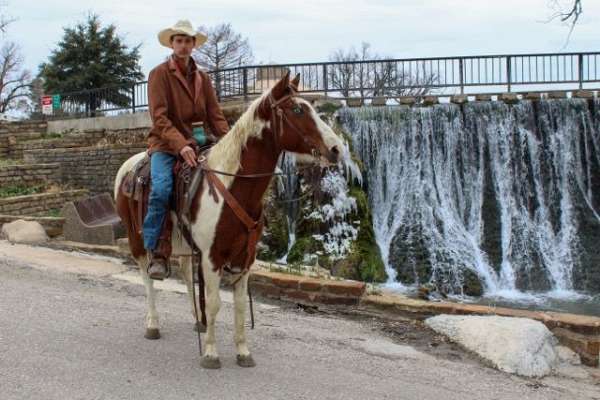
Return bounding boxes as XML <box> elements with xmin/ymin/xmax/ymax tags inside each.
<box><xmin>267</xmin><ymin>88</ymin><xmax>323</xmax><ymax>161</ymax></box>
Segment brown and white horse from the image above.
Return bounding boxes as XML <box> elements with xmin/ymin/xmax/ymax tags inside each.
<box><xmin>113</xmin><ymin>72</ymin><xmax>344</xmax><ymax>369</ymax></box>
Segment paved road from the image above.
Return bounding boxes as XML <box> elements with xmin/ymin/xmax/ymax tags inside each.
<box><xmin>1</xmin><ymin>241</ymin><xmax>598</xmax><ymax>400</ymax></box>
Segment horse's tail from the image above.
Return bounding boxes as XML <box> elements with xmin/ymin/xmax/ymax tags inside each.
<box><xmin>114</xmin><ymin>151</ymin><xmax>147</xmax><ymax>200</ymax></box>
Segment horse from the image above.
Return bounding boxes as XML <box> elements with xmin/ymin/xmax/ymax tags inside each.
<box><xmin>113</xmin><ymin>71</ymin><xmax>345</xmax><ymax>369</ymax></box>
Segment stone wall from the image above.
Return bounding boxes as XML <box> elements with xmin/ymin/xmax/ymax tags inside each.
<box><xmin>0</xmin><ymin>120</ymin><xmax>47</xmax><ymax>158</ymax></box>
<box><xmin>0</xmin><ymin>163</ymin><xmax>62</xmax><ymax>187</ymax></box>
<box><xmin>249</xmin><ymin>270</ymin><xmax>366</xmax><ymax>305</ymax></box>
<box><xmin>24</xmin><ymin>145</ymin><xmax>147</xmax><ymax>195</ymax></box>
<box><xmin>0</xmin><ymin>190</ymin><xmax>88</xmax><ymax>216</ymax></box>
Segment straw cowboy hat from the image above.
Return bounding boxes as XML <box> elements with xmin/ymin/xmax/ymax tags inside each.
<box><xmin>158</xmin><ymin>20</ymin><xmax>208</xmax><ymax>49</ymax></box>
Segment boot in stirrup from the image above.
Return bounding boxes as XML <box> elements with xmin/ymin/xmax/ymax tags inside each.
<box><xmin>147</xmin><ymin>252</ymin><xmax>169</xmax><ymax>280</ymax></box>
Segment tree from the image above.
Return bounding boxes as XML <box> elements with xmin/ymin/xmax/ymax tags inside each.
<box><xmin>328</xmin><ymin>42</ymin><xmax>437</xmax><ymax>101</ymax></box>
<box><xmin>548</xmin><ymin>0</ymin><xmax>583</xmax><ymax>44</ymax></box>
<box><xmin>0</xmin><ymin>4</ymin><xmax>31</xmax><ymax>116</ymax></box>
<box><xmin>39</xmin><ymin>14</ymin><xmax>144</xmax><ymax>115</ymax></box>
<box><xmin>192</xmin><ymin>23</ymin><xmax>254</xmax><ymax>98</ymax></box>
<box><xmin>0</xmin><ymin>42</ymin><xmax>31</xmax><ymax>113</ymax></box>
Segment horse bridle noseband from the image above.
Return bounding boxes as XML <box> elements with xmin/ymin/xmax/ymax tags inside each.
<box><xmin>267</xmin><ymin>88</ymin><xmax>323</xmax><ymax>160</ymax></box>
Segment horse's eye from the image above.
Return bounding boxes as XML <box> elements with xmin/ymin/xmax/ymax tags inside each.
<box><xmin>292</xmin><ymin>105</ymin><xmax>304</xmax><ymax>115</ymax></box>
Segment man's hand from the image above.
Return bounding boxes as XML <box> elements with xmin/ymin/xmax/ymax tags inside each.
<box><xmin>179</xmin><ymin>145</ymin><xmax>198</xmax><ymax>168</ymax></box>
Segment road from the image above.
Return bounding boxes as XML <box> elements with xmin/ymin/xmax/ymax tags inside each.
<box><xmin>0</xmin><ymin>240</ymin><xmax>598</xmax><ymax>400</ymax></box>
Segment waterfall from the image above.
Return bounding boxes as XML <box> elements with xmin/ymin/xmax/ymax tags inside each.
<box><xmin>276</xmin><ymin>153</ymin><xmax>300</xmax><ymax>264</ymax></box>
<box><xmin>339</xmin><ymin>99</ymin><xmax>600</xmax><ymax>295</ymax></box>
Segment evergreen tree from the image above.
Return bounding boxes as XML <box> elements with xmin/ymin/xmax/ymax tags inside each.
<box><xmin>39</xmin><ymin>14</ymin><xmax>143</xmax><ymax>115</ymax></box>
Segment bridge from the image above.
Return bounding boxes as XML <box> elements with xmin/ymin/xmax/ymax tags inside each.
<box><xmin>53</xmin><ymin>51</ymin><xmax>600</xmax><ymax>118</ymax></box>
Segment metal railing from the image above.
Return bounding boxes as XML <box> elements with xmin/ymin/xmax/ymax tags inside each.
<box><xmin>54</xmin><ymin>51</ymin><xmax>600</xmax><ymax>117</ymax></box>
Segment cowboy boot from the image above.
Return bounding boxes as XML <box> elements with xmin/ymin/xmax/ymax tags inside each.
<box><xmin>147</xmin><ymin>216</ymin><xmax>173</xmax><ymax>280</ymax></box>
<box><xmin>147</xmin><ymin>251</ymin><xmax>169</xmax><ymax>280</ymax></box>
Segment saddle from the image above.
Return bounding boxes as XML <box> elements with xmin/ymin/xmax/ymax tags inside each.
<box><xmin>120</xmin><ymin>147</ymin><xmax>209</xmax><ymax>259</ymax></box>
<box><xmin>120</xmin><ymin>145</ymin><xmax>264</xmax><ymax>275</ymax></box>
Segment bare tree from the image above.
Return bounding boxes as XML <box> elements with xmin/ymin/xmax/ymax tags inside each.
<box><xmin>0</xmin><ymin>2</ymin><xmax>15</xmax><ymax>34</ymax></box>
<box><xmin>192</xmin><ymin>23</ymin><xmax>254</xmax><ymax>98</ymax></box>
<box><xmin>328</xmin><ymin>42</ymin><xmax>437</xmax><ymax>100</ymax></box>
<box><xmin>547</xmin><ymin>0</ymin><xmax>583</xmax><ymax>44</ymax></box>
<box><xmin>0</xmin><ymin>43</ymin><xmax>31</xmax><ymax>113</ymax></box>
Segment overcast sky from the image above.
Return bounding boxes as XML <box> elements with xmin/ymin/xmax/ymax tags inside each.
<box><xmin>8</xmin><ymin>0</ymin><xmax>600</xmax><ymax>78</ymax></box>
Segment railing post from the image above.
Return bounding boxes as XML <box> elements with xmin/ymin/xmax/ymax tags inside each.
<box><xmin>215</xmin><ymin>71</ymin><xmax>222</xmax><ymax>102</ymax></box>
<box><xmin>131</xmin><ymin>84</ymin><xmax>136</xmax><ymax>114</ymax></box>
<box><xmin>578</xmin><ymin>53</ymin><xmax>584</xmax><ymax>89</ymax></box>
<box><xmin>506</xmin><ymin>56</ymin><xmax>512</xmax><ymax>92</ymax></box>
<box><xmin>459</xmin><ymin>58</ymin><xmax>464</xmax><ymax>94</ymax></box>
<box><xmin>323</xmin><ymin>64</ymin><xmax>328</xmax><ymax>97</ymax></box>
<box><xmin>243</xmin><ymin>67</ymin><xmax>248</xmax><ymax>101</ymax></box>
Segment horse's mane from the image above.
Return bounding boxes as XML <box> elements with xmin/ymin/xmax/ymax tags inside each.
<box><xmin>206</xmin><ymin>91</ymin><xmax>269</xmax><ymax>175</ymax></box>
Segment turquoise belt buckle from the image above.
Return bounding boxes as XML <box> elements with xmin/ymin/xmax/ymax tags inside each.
<box><xmin>193</xmin><ymin>126</ymin><xmax>206</xmax><ymax>146</ymax></box>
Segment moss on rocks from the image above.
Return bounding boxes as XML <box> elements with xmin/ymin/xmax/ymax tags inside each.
<box><xmin>257</xmin><ymin>188</ymin><xmax>289</xmax><ymax>261</ymax></box>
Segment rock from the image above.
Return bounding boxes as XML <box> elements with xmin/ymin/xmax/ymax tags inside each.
<box><xmin>498</xmin><ymin>93</ymin><xmax>519</xmax><ymax>104</ymax></box>
<box><xmin>425</xmin><ymin>315</ymin><xmax>559</xmax><ymax>377</ymax></box>
<box><xmin>462</xmin><ymin>270</ymin><xmax>483</xmax><ymax>296</ymax></box>
<box><xmin>422</xmin><ymin>96</ymin><xmax>439</xmax><ymax>106</ymax></box>
<box><xmin>450</xmin><ymin>95</ymin><xmax>468</xmax><ymax>105</ymax></box>
<box><xmin>1</xmin><ymin>219</ymin><xmax>49</xmax><ymax>244</ymax></box>
<box><xmin>346</xmin><ymin>98</ymin><xmax>364</xmax><ymax>107</ymax></box>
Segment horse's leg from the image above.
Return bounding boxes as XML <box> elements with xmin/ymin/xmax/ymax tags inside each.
<box><xmin>179</xmin><ymin>255</ymin><xmax>206</xmax><ymax>333</ymax></box>
<box><xmin>233</xmin><ymin>273</ymin><xmax>256</xmax><ymax>367</ymax></box>
<box><xmin>139</xmin><ymin>256</ymin><xmax>161</xmax><ymax>339</ymax></box>
<box><xmin>200</xmin><ymin>255</ymin><xmax>222</xmax><ymax>369</ymax></box>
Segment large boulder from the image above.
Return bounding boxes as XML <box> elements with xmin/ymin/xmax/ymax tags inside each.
<box><xmin>425</xmin><ymin>315</ymin><xmax>559</xmax><ymax>377</ymax></box>
<box><xmin>1</xmin><ymin>220</ymin><xmax>49</xmax><ymax>244</ymax></box>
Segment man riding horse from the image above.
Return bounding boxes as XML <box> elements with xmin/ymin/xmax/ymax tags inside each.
<box><xmin>144</xmin><ymin>20</ymin><xmax>229</xmax><ymax>280</ymax></box>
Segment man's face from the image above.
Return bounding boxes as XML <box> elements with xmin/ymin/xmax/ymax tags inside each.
<box><xmin>171</xmin><ymin>35</ymin><xmax>195</xmax><ymax>58</ymax></box>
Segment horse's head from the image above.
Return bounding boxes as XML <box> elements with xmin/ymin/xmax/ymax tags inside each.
<box><xmin>262</xmin><ymin>71</ymin><xmax>344</xmax><ymax>165</ymax></box>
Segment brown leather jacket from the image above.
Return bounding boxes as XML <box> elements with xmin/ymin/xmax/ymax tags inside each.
<box><xmin>147</xmin><ymin>56</ymin><xmax>229</xmax><ymax>155</ymax></box>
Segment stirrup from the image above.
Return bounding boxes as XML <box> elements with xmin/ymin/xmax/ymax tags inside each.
<box><xmin>147</xmin><ymin>253</ymin><xmax>171</xmax><ymax>280</ymax></box>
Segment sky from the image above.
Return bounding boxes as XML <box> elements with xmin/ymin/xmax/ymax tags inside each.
<box><xmin>6</xmin><ymin>0</ymin><xmax>600</xmax><ymax>78</ymax></box>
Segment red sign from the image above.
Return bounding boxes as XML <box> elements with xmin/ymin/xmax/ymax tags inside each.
<box><xmin>42</xmin><ymin>95</ymin><xmax>53</xmax><ymax>115</ymax></box>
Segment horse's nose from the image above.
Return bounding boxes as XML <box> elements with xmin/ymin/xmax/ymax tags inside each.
<box><xmin>328</xmin><ymin>145</ymin><xmax>340</xmax><ymax>163</ymax></box>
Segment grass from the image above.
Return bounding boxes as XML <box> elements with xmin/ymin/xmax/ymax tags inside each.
<box><xmin>40</xmin><ymin>132</ymin><xmax>64</xmax><ymax>140</ymax></box>
<box><xmin>0</xmin><ymin>185</ymin><xmax>45</xmax><ymax>198</ymax></box>
<box><xmin>45</xmin><ymin>208</ymin><xmax>62</xmax><ymax>217</ymax></box>
<box><xmin>0</xmin><ymin>158</ymin><xmax>23</xmax><ymax>168</ymax></box>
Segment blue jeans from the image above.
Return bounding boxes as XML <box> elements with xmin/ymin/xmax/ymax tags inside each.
<box><xmin>142</xmin><ymin>152</ymin><xmax>176</xmax><ymax>251</ymax></box>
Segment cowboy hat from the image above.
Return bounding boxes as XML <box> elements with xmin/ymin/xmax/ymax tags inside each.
<box><xmin>158</xmin><ymin>20</ymin><xmax>208</xmax><ymax>49</ymax></box>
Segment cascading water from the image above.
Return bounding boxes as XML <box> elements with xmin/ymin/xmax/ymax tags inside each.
<box><xmin>339</xmin><ymin>99</ymin><xmax>600</xmax><ymax>296</ymax></box>
<box><xmin>276</xmin><ymin>154</ymin><xmax>300</xmax><ymax>263</ymax></box>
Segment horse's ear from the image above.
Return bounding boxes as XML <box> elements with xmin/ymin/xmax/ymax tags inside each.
<box><xmin>290</xmin><ymin>73</ymin><xmax>300</xmax><ymax>90</ymax></box>
<box><xmin>271</xmin><ymin>70</ymin><xmax>291</xmax><ymax>99</ymax></box>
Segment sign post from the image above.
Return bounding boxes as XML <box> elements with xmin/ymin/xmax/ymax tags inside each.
<box><xmin>41</xmin><ymin>96</ymin><xmax>53</xmax><ymax>116</ymax></box>
<box><xmin>52</xmin><ymin>94</ymin><xmax>61</xmax><ymax>110</ymax></box>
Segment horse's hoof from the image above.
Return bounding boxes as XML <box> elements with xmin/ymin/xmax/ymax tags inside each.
<box><xmin>193</xmin><ymin>322</ymin><xmax>207</xmax><ymax>333</ymax></box>
<box><xmin>236</xmin><ymin>354</ymin><xmax>256</xmax><ymax>368</ymax></box>
<box><xmin>144</xmin><ymin>328</ymin><xmax>161</xmax><ymax>340</ymax></box>
<box><xmin>200</xmin><ymin>356</ymin><xmax>221</xmax><ymax>369</ymax></box>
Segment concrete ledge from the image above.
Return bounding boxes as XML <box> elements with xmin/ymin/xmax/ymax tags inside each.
<box><xmin>362</xmin><ymin>293</ymin><xmax>600</xmax><ymax>367</ymax></box>
<box><xmin>47</xmin><ymin>112</ymin><xmax>152</xmax><ymax>133</ymax></box>
<box><xmin>346</xmin><ymin>98</ymin><xmax>364</xmax><ymax>108</ymax></box>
